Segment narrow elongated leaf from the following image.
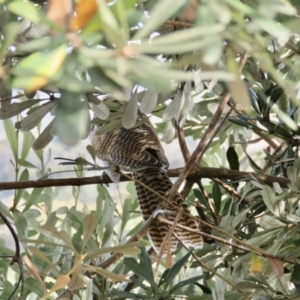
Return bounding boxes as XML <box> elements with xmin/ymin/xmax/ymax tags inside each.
<box><xmin>20</xmin><ymin>131</ymin><xmax>34</xmax><ymax>164</ymax></box>
<box><xmin>13</xmin><ymin>209</ymin><xmax>28</xmax><ymax>240</ymax></box>
<box><xmin>232</xmin><ymin>208</ymin><xmax>251</xmax><ymax>228</ymax></box>
<box><xmin>49</xmin><ymin>275</ymin><xmax>70</xmax><ymax>293</ymax></box>
<box><xmin>250</xmin><ymin>252</ymin><xmax>261</xmax><ymax>274</ymax></box>
<box><xmin>268</xmin><ymin>257</ymin><xmax>284</xmax><ymax>277</ymax></box>
<box><xmin>171</xmin><ymin>275</ymin><xmax>205</xmax><ymax>292</ymax></box>
<box><xmin>89</xmin><ymin>101</ymin><xmax>110</xmax><ymax>120</ymax></box>
<box><xmin>8</xmin><ymin>1</ymin><xmax>49</xmax><ymax>24</ymax></box>
<box><xmin>85</xmin><ymin>242</ymin><xmax>144</xmax><ymax>259</ymax></box>
<box><xmin>40</xmin><ymin>225</ymin><xmax>75</xmax><ymax>251</ymax></box>
<box><xmin>122</xmin><ymin>92</ymin><xmax>137</xmax><ymax>129</ymax></box>
<box><xmin>134</xmin><ymin>0</ymin><xmax>187</xmax><ymax>40</ymax></box>
<box><xmin>226</xmin><ymin>50</ymin><xmax>250</xmax><ymax>108</ymax></box>
<box><xmin>23</xmin><ymin>188</ymin><xmax>44</xmax><ymax>212</ymax></box>
<box><xmin>212</xmin><ymin>184</ymin><xmax>222</xmax><ymax>215</ymax></box>
<box><xmin>163</xmin><ymin>91</ymin><xmax>183</xmax><ymax>122</ymax></box>
<box><xmin>146</xmin><ymin>24</ymin><xmax>224</xmax><ymax>46</ymax></box>
<box><xmin>124</xmin><ymin>257</ymin><xmax>156</xmax><ymax>286</ymax></box>
<box><xmin>82</xmin><ymin>213</ymin><xmax>97</xmax><ymax>249</ymax></box>
<box><xmin>259</xmin><ymin>215</ymin><xmax>286</xmax><ymax>229</ymax></box>
<box><xmin>227</xmin><ymin>146</ymin><xmax>239</xmax><ymax>170</ymax></box>
<box><xmin>0</xmin><ymin>81</ymin><xmax>12</xmax><ymax>112</ymax></box>
<box><xmin>140</xmin><ymin>91</ymin><xmax>158</xmax><ymax>114</ymax></box>
<box><xmin>55</xmin><ymin>91</ymin><xmax>89</xmax><ymax>145</ymax></box>
<box><xmin>234</xmin><ymin>281</ymin><xmax>263</xmax><ymax>290</ymax></box>
<box><xmin>70</xmin><ymin>0</ymin><xmax>98</xmax><ymax>31</ymax></box>
<box><xmin>23</xmin><ymin>255</ymin><xmax>46</xmax><ymax>293</ymax></box>
<box><xmin>95</xmin><ymin>117</ymin><xmax>123</xmax><ymax>136</ymax></box>
<box><xmin>136</xmin><ymin>36</ymin><xmax>220</xmax><ymax>55</ymax></box>
<box><xmin>15</xmin><ymin>44</ymin><xmax>66</xmax><ymax>78</ymax></box>
<box><xmin>161</xmin><ymin>249</ymin><xmax>193</xmax><ymax>289</ymax></box>
<box><xmin>4</xmin><ymin>119</ymin><xmax>18</xmax><ymax>161</ymax></box>
<box><xmin>124</xmin><ymin>248</ymin><xmax>156</xmax><ymax>288</ymax></box>
<box><xmin>83</xmin><ymin>265</ymin><xmax>129</xmax><ymax>282</ymax></box>
<box><xmin>0</xmin><ymin>22</ymin><xmax>19</xmax><ymax>61</ymax></box>
<box><xmin>97</xmin><ymin>0</ymin><xmax>125</xmax><ymax>47</ymax></box>
<box><xmin>162</xmin><ymin>120</ymin><xmax>175</xmax><ymax>144</ymax></box>
<box><xmin>28</xmin><ymin>246</ymin><xmax>52</xmax><ymax>265</ymax></box>
<box><xmin>16</xmin><ymin>101</ymin><xmax>55</xmax><ymax>131</ymax></box>
<box><xmin>262</xmin><ymin>186</ymin><xmax>277</xmax><ymax>217</ymax></box>
<box><xmin>32</xmin><ymin>119</ymin><xmax>55</xmax><ymax>150</ymax></box>
<box><xmin>0</xmin><ymin>100</ymin><xmax>39</xmax><ymax>120</ymax></box>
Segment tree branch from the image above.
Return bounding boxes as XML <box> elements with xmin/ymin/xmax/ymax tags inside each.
<box><xmin>0</xmin><ymin>167</ymin><xmax>290</xmax><ymax>191</ymax></box>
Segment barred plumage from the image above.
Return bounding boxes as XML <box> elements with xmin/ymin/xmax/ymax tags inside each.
<box><xmin>90</xmin><ymin>114</ymin><xmax>203</xmax><ymax>255</ymax></box>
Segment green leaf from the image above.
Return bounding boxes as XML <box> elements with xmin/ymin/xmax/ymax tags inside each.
<box><xmin>55</xmin><ymin>91</ymin><xmax>89</xmax><ymax>145</ymax></box>
<box><xmin>226</xmin><ymin>146</ymin><xmax>239</xmax><ymax>171</ymax></box>
<box><xmin>129</xmin><ymin>275</ymin><xmax>152</xmax><ymax>291</ymax></box>
<box><xmin>83</xmin><ymin>265</ymin><xmax>129</xmax><ymax>282</ymax></box>
<box><xmin>122</xmin><ymin>92</ymin><xmax>138</xmax><ymax>129</ymax></box>
<box><xmin>32</xmin><ymin>119</ymin><xmax>55</xmax><ymax>150</ymax></box>
<box><xmin>171</xmin><ymin>275</ymin><xmax>205</xmax><ymax>293</ymax></box>
<box><xmin>95</xmin><ymin>117</ymin><xmax>123</xmax><ymax>136</ymax></box>
<box><xmin>0</xmin><ymin>22</ymin><xmax>19</xmax><ymax>61</ymax></box>
<box><xmin>82</xmin><ymin>213</ymin><xmax>97</xmax><ymax>249</ymax></box>
<box><xmin>212</xmin><ymin>184</ymin><xmax>222</xmax><ymax>215</ymax></box>
<box><xmin>13</xmin><ymin>209</ymin><xmax>28</xmax><ymax>240</ymax></box>
<box><xmin>124</xmin><ymin>248</ymin><xmax>157</xmax><ymax>288</ymax></box>
<box><xmin>140</xmin><ymin>91</ymin><xmax>158</xmax><ymax>114</ymax></box>
<box><xmin>13</xmin><ymin>44</ymin><xmax>66</xmax><ymax>78</ymax></box>
<box><xmin>111</xmin><ymin>290</ymin><xmax>149</xmax><ymax>299</ymax></box>
<box><xmin>40</xmin><ymin>225</ymin><xmax>76</xmax><ymax>251</ymax></box>
<box><xmin>3</xmin><ymin>119</ymin><xmax>18</xmax><ymax>161</ymax></box>
<box><xmin>163</xmin><ymin>91</ymin><xmax>183</xmax><ymax>122</ymax></box>
<box><xmin>15</xmin><ymin>102</ymin><xmax>56</xmax><ymax>131</ymax></box>
<box><xmin>89</xmin><ymin>101</ymin><xmax>110</xmax><ymax>120</ymax></box>
<box><xmin>193</xmin><ymin>189</ymin><xmax>208</xmax><ymax>210</ymax></box>
<box><xmin>124</xmin><ymin>257</ymin><xmax>155</xmax><ymax>285</ymax></box>
<box><xmin>20</xmin><ymin>131</ymin><xmax>34</xmax><ymax>165</ymax></box>
<box><xmin>133</xmin><ymin>0</ymin><xmax>187</xmax><ymax>40</ymax></box>
<box><xmin>24</xmin><ymin>278</ymin><xmax>44</xmax><ymax>297</ymax></box>
<box><xmin>160</xmin><ymin>248</ymin><xmax>194</xmax><ymax>290</ymax></box>
<box><xmin>242</xmin><ymin>145</ymin><xmax>262</xmax><ymax>171</ymax></box>
<box><xmin>23</xmin><ymin>188</ymin><xmax>44</xmax><ymax>213</ymax></box>
<box><xmin>291</xmin><ymin>264</ymin><xmax>300</xmax><ymax>292</ymax></box>
<box><xmin>162</xmin><ymin>120</ymin><xmax>175</xmax><ymax>144</ymax></box>
<box><xmin>85</xmin><ymin>242</ymin><xmax>143</xmax><ymax>259</ymax></box>
<box><xmin>234</xmin><ymin>281</ymin><xmax>263</xmax><ymax>290</ymax></box>
<box><xmin>259</xmin><ymin>215</ymin><xmax>286</xmax><ymax>230</ymax></box>
<box><xmin>121</xmin><ymin>197</ymin><xmax>132</xmax><ymax>232</ymax></box>
<box><xmin>262</xmin><ymin>186</ymin><xmax>278</xmax><ymax>217</ymax></box>
<box><xmin>8</xmin><ymin>1</ymin><xmax>45</xmax><ymax>23</ymax></box>
<box><xmin>97</xmin><ymin>0</ymin><xmax>126</xmax><ymax>46</ymax></box>
<box><xmin>0</xmin><ymin>100</ymin><xmax>38</xmax><ymax>120</ymax></box>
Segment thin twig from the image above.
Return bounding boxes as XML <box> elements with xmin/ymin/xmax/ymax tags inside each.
<box><xmin>197</xmin><ymin>179</ymin><xmax>218</xmax><ymax>225</ymax></box>
<box><xmin>167</xmin><ymin>89</ymin><xmax>233</xmax><ymax>204</ymax></box>
<box><xmin>211</xmin><ymin>177</ymin><xmax>252</xmax><ymax>204</ymax></box>
<box><xmin>158</xmin><ymin>216</ymin><xmax>296</xmax><ymax>264</ymax></box>
<box><xmin>175</xmin><ymin>121</ymin><xmax>220</xmax><ymax>225</ymax></box>
<box><xmin>0</xmin><ymin>210</ymin><xmax>24</xmax><ymax>300</ymax></box>
<box><xmin>200</xmin><ymin>103</ymin><xmax>236</xmax><ymax>159</ymax></box>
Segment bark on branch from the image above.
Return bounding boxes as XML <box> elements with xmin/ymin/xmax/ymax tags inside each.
<box><xmin>0</xmin><ymin>167</ymin><xmax>290</xmax><ymax>190</ymax></box>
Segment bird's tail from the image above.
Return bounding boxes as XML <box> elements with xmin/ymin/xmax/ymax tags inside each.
<box><xmin>133</xmin><ymin>168</ymin><xmax>203</xmax><ymax>255</ymax></box>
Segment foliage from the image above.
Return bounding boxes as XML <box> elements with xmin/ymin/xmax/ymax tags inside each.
<box><xmin>1</xmin><ymin>0</ymin><xmax>300</xmax><ymax>299</ymax></box>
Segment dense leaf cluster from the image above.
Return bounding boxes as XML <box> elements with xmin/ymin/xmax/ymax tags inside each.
<box><xmin>1</xmin><ymin>0</ymin><xmax>300</xmax><ymax>299</ymax></box>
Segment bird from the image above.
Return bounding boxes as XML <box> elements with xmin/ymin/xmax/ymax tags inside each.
<box><xmin>90</xmin><ymin>103</ymin><xmax>203</xmax><ymax>255</ymax></box>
